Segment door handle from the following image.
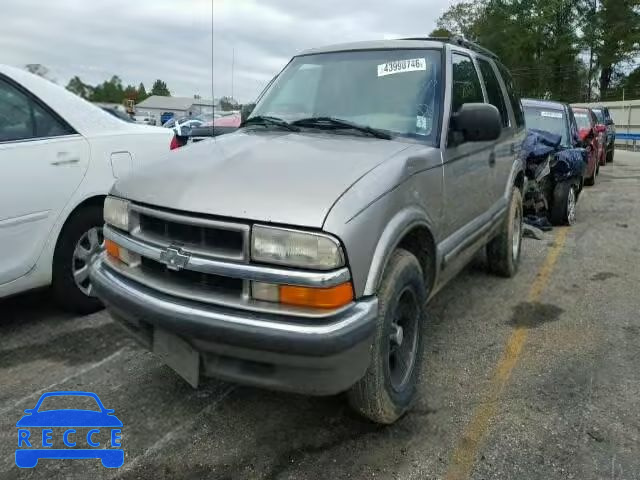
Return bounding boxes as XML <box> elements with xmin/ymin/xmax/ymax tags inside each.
<box><xmin>488</xmin><ymin>152</ymin><xmax>496</xmax><ymax>167</ymax></box>
<box><xmin>51</xmin><ymin>152</ymin><xmax>80</xmax><ymax>166</ymax></box>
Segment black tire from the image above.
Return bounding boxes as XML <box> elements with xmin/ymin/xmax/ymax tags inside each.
<box><xmin>584</xmin><ymin>169</ymin><xmax>596</xmax><ymax>186</ymax></box>
<box><xmin>52</xmin><ymin>204</ymin><xmax>105</xmax><ymax>314</ymax></box>
<box><xmin>347</xmin><ymin>249</ymin><xmax>427</xmax><ymax>424</ymax></box>
<box><xmin>486</xmin><ymin>187</ymin><xmax>523</xmax><ymax>278</ymax></box>
<box><xmin>549</xmin><ymin>181</ymin><xmax>577</xmax><ymax>226</ymax></box>
<box><xmin>606</xmin><ymin>148</ymin><xmax>614</xmax><ymax>163</ymax></box>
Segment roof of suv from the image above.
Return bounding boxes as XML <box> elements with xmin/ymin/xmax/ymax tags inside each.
<box><xmin>299</xmin><ymin>39</ymin><xmax>447</xmax><ymax>56</ymax></box>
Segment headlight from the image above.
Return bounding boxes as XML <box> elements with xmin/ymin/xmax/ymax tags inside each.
<box><xmin>104</xmin><ymin>196</ymin><xmax>130</xmax><ymax>231</ymax></box>
<box><xmin>251</xmin><ymin>225</ymin><xmax>344</xmax><ymax>270</ymax></box>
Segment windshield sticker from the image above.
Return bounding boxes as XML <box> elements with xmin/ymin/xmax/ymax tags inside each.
<box><xmin>416</xmin><ymin>115</ymin><xmax>431</xmax><ymax>135</ymax></box>
<box><xmin>541</xmin><ymin>111</ymin><xmax>563</xmax><ymax>119</ymax></box>
<box><xmin>378</xmin><ymin>58</ymin><xmax>426</xmax><ymax>77</ymax></box>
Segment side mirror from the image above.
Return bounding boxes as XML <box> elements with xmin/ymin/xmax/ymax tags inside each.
<box><xmin>606</xmin><ymin>118</ymin><xmax>614</xmax><ymax>126</ymax></box>
<box><xmin>241</xmin><ymin>103</ymin><xmax>256</xmax><ymax>123</ymax></box>
<box><xmin>595</xmin><ymin>124</ymin><xmax>606</xmax><ymax>134</ymax></box>
<box><xmin>453</xmin><ymin>103</ymin><xmax>501</xmax><ymax>142</ymax></box>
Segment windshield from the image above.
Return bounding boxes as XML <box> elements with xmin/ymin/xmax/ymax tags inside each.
<box><xmin>250</xmin><ymin>49</ymin><xmax>442</xmax><ymax>143</ymax></box>
<box><xmin>573</xmin><ymin>111</ymin><xmax>592</xmax><ymax>130</ymax></box>
<box><xmin>524</xmin><ymin>107</ymin><xmax>569</xmax><ymax>146</ymax></box>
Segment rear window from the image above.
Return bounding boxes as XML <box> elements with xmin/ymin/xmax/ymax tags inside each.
<box><xmin>524</xmin><ymin>107</ymin><xmax>568</xmax><ymax>146</ymax></box>
<box><xmin>592</xmin><ymin>109</ymin><xmax>604</xmax><ymax>124</ymax></box>
<box><xmin>573</xmin><ymin>111</ymin><xmax>592</xmax><ymax>130</ymax></box>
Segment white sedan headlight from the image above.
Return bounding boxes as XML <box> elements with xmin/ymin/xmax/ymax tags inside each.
<box><xmin>104</xmin><ymin>196</ymin><xmax>130</xmax><ymax>231</ymax></box>
<box><xmin>251</xmin><ymin>225</ymin><xmax>344</xmax><ymax>270</ymax></box>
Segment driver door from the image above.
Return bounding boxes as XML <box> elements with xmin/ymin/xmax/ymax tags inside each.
<box><xmin>441</xmin><ymin>52</ymin><xmax>494</xmax><ymax>238</ymax></box>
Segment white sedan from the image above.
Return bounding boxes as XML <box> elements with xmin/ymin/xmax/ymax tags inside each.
<box><xmin>0</xmin><ymin>65</ymin><xmax>174</xmax><ymax>313</ymax></box>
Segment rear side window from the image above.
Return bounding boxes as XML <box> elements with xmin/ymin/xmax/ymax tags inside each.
<box><xmin>477</xmin><ymin>58</ymin><xmax>509</xmax><ymax>128</ymax></box>
<box><xmin>451</xmin><ymin>53</ymin><xmax>484</xmax><ymax>113</ymax></box>
<box><xmin>0</xmin><ymin>79</ymin><xmax>34</xmax><ymax>142</ymax></box>
<box><xmin>0</xmin><ymin>77</ymin><xmax>73</xmax><ymax>142</ymax></box>
<box><xmin>496</xmin><ymin>63</ymin><xmax>525</xmax><ymax>128</ymax></box>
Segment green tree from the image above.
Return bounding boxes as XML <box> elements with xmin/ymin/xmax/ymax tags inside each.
<box><xmin>594</xmin><ymin>0</ymin><xmax>640</xmax><ymax>97</ymax></box>
<box><xmin>90</xmin><ymin>75</ymin><xmax>125</xmax><ymax>103</ymax></box>
<box><xmin>150</xmin><ymin>79</ymin><xmax>171</xmax><ymax>96</ymax></box>
<box><xmin>66</xmin><ymin>76</ymin><xmax>93</xmax><ymax>99</ymax></box>
<box><xmin>429</xmin><ymin>27</ymin><xmax>452</xmax><ymax>38</ymax></box>
<box><xmin>137</xmin><ymin>83</ymin><xmax>148</xmax><ymax>102</ymax></box>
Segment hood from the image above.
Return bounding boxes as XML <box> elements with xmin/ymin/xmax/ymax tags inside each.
<box><xmin>113</xmin><ymin>130</ymin><xmax>410</xmax><ymax>228</ymax></box>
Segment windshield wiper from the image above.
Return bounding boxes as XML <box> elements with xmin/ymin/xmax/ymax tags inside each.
<box><xmin>242</xmin><ymin>115</ymin><xmax>300</xmax><ymax>132</ymax></box>
<box><xmin>291</xmin><ymin>117</ymin><xmax>392</xmax><ymax>140</ymax></box>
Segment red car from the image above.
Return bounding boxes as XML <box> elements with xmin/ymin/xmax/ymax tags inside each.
<box><xmin>572</xmin><ymin>107</ymin><xmax>607</xmax><ymax>175</ymax></box>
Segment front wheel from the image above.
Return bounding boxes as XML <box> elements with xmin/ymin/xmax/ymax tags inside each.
<box><xmin>52</xmin><ymin>205</ymin><xmax>105</xmax><ymax>314</ymax></box>
<box><xmin>549</xmin><ymin>181</ymin><xmax>577</xmax><ymax>226</ymax></box>
<box><xmin>486</xmin><ymin>187</ymin><xmax>523</xmax><ymax>278</ymax></box>
<box><xmin>606</xmin><ymin>148</ymin><xmax>614</xmax><ymax>163</ymax></box>
<box><xmin>347</xmin><ymin>249</ymin><xmax>427</xmax><ymax>424</ymax></box>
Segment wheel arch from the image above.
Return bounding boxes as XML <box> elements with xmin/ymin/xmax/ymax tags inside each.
<box><xmin>363</xmin><ymin>207</ymin><xmax>437</xmax><ymax>297</ymax></box>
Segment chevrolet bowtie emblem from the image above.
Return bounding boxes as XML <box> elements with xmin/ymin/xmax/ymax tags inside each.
<box><xmin>159</xmin><ymin>246</ymin><xmax>191</xmax><ymax>271</ymax></box>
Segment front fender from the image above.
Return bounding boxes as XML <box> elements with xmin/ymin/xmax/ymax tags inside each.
<box><xmin>363</xmin><ymin>207</ymin><xmax>436</xmax><ymax>296</ymax></box>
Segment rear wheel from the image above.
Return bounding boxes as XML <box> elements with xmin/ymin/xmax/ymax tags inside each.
<box><xmin>52</xmin><ymin>204</ymin><xmax>105</xmax><ymax>314</ymax></box>
<box><xmin>584</xmin><ymin>168</ymin><xmax>596</xmax><ymax>186</ymax></box>
<box><xmin>347</xmin><ymin>249</ymin><xmax>427</xmax><ymax>424</ymax></box>
<box><xmin>486</xmin><ymin>187</ymin><xmax>523</xmax><ymax>278</ymax></box>
<box><xmin>549</xmin><ymin>181</ymin><xmax>577</xmax><ymax>226</ymax></box>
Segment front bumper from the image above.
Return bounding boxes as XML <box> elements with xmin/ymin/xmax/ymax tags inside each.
<box><xmin>91</xmin><ymin>258</ymin><xmax>378</xmax><ymax>395</ymax></box>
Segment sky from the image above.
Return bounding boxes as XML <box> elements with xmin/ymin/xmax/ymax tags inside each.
<box><xmin>2</xmin><ymin>0</ymin><xmax>454</xmax><ymax>103</ymax></box>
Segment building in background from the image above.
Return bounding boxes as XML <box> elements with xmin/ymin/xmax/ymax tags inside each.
<box><xmin>135</xmin><ymin>96</ymin><xmax>220</xmax><ymax>125</ymax></box>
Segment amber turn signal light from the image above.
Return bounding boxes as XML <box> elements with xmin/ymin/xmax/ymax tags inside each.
<box><xmin>105</xmin><ymin>239</ymin><xmax>120</xmax><ymax>259</ymax></box>
<box><xmin>279</xmin><ymin>282</ymin><xmax>354</xmax><ymax>309</ymax></box>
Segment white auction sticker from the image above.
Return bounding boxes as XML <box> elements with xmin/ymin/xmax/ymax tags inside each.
<box><xmin>378</xmin><ymin>58</ymin><xmax>426</xmax><ymax>77</ymax></box>
<box><xmin>541</xmin><ymin>111</ymin><xmax>563</xmax><ymax>119</ymax></box>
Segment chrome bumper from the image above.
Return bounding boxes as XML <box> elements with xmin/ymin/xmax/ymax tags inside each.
<box><xmin>91</xmin><ymin>258</ymin><xmax>378</xmax><ymax>355</ymax></box>
<box><xmin>91</xmin><ymin>257</ymin><xmax>378</xmax><ymax>394</ymax></box>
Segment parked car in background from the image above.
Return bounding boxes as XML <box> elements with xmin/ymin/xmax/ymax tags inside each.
<box><xmin>592</xmin><ymin>106</ymin><xmax>616</xmax><ymax>162</ymax></box>
<box><xmin>134</xmin><ymin>113</ymin><xmax>156</xmax><ymax>126</ymax></box>
<box><xmin>572</xmin><ymin>107</ymin><xmax>607</xmax><ymax>169</ymax></box>
<box><xmin>92</xmin><ymin>37</ymin><xmax>526</xmax><ymax>424</ymax></box>
<box><xmin>0</xmin><ymin>64</ymin><xmax>174</xmax><ymax>312</ymax></box>
<box><xmin>523</xmin><ymin>99</ymin><xmax>596</xmax><ymax>186</ymax></box>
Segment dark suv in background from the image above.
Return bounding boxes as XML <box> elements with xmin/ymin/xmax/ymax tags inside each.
<box><xmin>592</xmin><ymin>106</ymin><xmax>616</xmax><ymax>163</ymax></box>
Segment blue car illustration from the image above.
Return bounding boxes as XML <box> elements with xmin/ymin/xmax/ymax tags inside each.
<box><xmin>15</xmin><ymin>391</ymin><xmax>123</xmax><ymax>468</ymax></box>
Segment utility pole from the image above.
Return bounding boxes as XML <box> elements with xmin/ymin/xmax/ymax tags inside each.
<box><xmin>231</xmin><ymin>47</ymin><xmax>235</xmax><ymax>103</ymax></box>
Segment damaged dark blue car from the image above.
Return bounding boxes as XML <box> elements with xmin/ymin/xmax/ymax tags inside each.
<box><xmin>520</xmin><ymin>128</ymin><xmax>587</xmax><ymax>226</ymax></box>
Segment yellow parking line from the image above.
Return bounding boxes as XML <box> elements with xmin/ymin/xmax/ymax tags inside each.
<box><xmin>444</xmin><ymin>227</ymin><xmax>569</xmax><ymax>480</ymax></box>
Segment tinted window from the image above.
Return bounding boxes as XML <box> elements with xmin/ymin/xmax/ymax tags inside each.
<box><xmin>477</xmin><ymin>58</ymin><xmax>509</xmax><ymax>128</ymax></box>
<box><xmin>451</xmin><ymin>53</ymin><xmax>484</xmax><ymax>113</ymax></box>
<box><xmin>0</xmin><ymin>78</ymin><xmax>73</xmax><ymax>142</ymax></box>
<box><xmin>497</xmin><ymin>63</ymin><xmax>525</xmax><ymax>128</ymax></box>
<box><xmin>524</xmin><ymin>107</ymin><xmax>569</xmax><ymax>146</ymax></box>
<box><xmin>33</xmin><ymin>101</ymin><xmax>73</xmax><ymax>137</ymax></box>
<box><xmin>0</xmin><ymin>79</ymin><xmax>34</xmax><ymax>142</ymax></box>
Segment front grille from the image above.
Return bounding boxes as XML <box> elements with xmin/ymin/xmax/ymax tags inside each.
<box><xmin>140</xmin><ymin>257</ymin><xmax>243</xmax><ymax>296</ymax></box>
<box><xmin>132</xmin><ymin>205</ymin><xmax>248</xmax><ymax>261</ymax></box>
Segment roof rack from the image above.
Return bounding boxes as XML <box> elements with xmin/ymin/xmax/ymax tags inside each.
<box><xmin>401</xmin><ymin>35</ymin><xmax>499</xmax><ymax>60</ymax></box>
